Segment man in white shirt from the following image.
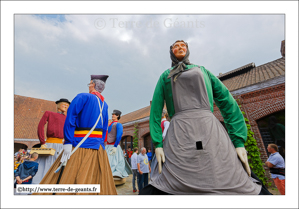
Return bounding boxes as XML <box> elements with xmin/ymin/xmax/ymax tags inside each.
<box><xmin>131</xmin><ymin>147</ymin><xmax>139</xmax><ymax>193</ymax></box>
<box><xmin>137</xmin><ymin>147</ymin><xmax>151</xmax><ymax>192</ymax></box>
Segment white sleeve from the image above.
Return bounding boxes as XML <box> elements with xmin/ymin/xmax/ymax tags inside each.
<box><xmin>162</xmin><ymin>121</ymin><xmax>170</xmax><ymax>139</ymax></box>
<box><xmin>132</xmin><ymin>154</ymin><xmax>136</xmax><ymax>165</ymax></box>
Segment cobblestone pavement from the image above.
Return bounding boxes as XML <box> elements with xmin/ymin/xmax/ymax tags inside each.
<box><xmin>115</xmin><ymin>175</ymin><xmax>282</xmax><ymax>195</ymax></box>
<box><xmin>268</xmin><ymin>187</ymin><xmax>281</xmax><ymax>195</ymax></box>
<box><xmin>115</xmin><ymin>174</ymin><xmax>138</xmax><ymax>195</ymax></box>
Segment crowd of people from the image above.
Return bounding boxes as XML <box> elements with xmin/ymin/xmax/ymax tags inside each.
<box><xmin>129</xmin><ymin>147</ymin><xmax>151</xmax><ymax>193</ymax></box>
<box><xmin>14</xmin><ymin>148</ymin><xmax>40</xmax><ymax>194</ymax></box>
<box><xmin>122</xmin><ymin>146</ymin><xmax>152</xmax><ymax>193</ymax></box>
<box><xmin>14</xmin><ymin>148</ymin><xmax>31</xmax><ymax>172</ymax></box>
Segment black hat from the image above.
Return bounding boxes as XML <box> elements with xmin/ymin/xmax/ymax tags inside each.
<box><xmin>55</xmin><ymin>98</ymin><xmax>71</xmax><ymax>105</ymax></box>
<box><xmin>112</xmin><ymin>109</ymin><xmax>122</xmax><ymax>116</ymax></box>
<box><xmin>91</xmin><ymin>75</ymin><xmax>109</xmax><ymax>83</ymax></box>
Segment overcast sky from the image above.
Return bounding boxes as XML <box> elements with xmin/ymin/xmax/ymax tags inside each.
<box><xmin>14</xmin><ymin>14</ymin><xmax>285</xmax><ymax>116</ymax></box>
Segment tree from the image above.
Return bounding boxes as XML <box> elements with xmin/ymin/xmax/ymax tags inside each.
<box><xmin>133</xmin><ymin>123</ymin><xmax>139</xmax><ymax>149</ymax></box>
<box><xmin>236</xmin><ymin>98</ymin><xmax>269</xmax><ymax>186</ymax></box>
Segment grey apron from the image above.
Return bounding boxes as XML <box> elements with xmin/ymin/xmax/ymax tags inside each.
<box><xmin>149</xmin><ymin>67</ymin><xmax>262</xmax><ymax>195</ymax></box>
<box><xmin>107</xmin><ymin>122</ymin><xmax>117</xmax><ymax>144</ymax></box>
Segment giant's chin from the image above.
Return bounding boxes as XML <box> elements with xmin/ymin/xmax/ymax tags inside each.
<box><xmin>175</xmin><ymin>54</ymin><xmax>186</xmax><ymax>61</ymax></box>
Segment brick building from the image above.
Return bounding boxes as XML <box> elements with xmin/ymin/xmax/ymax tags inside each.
<box><xmin>14</xmin><ymin>95</ymin><xmax>57</xmax><ymax>152</ymax></box>
<box><xmin>119</xmin><ymin>40</ymin><xmax>285</xmax><ymax>179</ymax></box>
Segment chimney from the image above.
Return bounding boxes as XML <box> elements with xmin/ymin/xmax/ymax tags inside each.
<box><xmin>150</xmin><ymin>100</ymin><xmax>152</xmax><ymax>106</ymax></box>
<box><xmin>280</xmin><ymin>40</ymin><xmax>285</xmax><ymax>57</ymax></box>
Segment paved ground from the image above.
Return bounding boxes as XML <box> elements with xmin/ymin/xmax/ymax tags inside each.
<box><xmin>268</xmin><ymin>187</ymin><xmax>281</xmax><ymax>195</ymax></box>
<box><xmin>116</xmin><ymin>174</ymin><xmax>282</xmax><ymax>195</ymax></box>
<box><xmin>115</xmin><ymin>174</ymin><xmax>139</xmax><ymax>195</ymax></box>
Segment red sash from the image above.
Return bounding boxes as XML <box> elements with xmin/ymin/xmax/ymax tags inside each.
<box><xmin>109</xmin><ymin>121</ymin><xmax>118</xmax><ymax>127</ymax></box>
<box><xmin>91</xmin><ymin>92</ymin><xmax>104</xmax><ymax>102</ymax></box>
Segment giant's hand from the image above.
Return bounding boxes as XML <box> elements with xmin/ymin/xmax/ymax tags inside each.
<box><xmin>155</xmin><ymin>147</ymin><xmax>165</xmax><ymax>174</ymax></box>
<box><xmin>109</xmin><ymin>147</ymin><xmax>117</xmax><ymax>155</ymax></box>
<box><xmin>60</xmin><ymin>144</ymin><xmax>72</xmax><ymax>163</ymax></box>
<box><xmin>40</xmin><ymin>144</ymin><xmax>47</xmax><ymax>148</ymax></box>
<box><xmin>236</xmin><ymin>147</ymin><xmax>251</xmax><ymax>176</ymax></box>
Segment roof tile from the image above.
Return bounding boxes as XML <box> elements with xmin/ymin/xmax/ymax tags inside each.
<box><xmin>14</xmin><ymin>95</ymin><xmax>56</xmax><ymax>139</ymax></box>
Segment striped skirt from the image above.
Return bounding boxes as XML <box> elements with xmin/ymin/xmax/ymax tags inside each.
<box><xmin>32</xmin><ymin>146</ymin><xmax>117</xmax><ymax>195</ymax></box>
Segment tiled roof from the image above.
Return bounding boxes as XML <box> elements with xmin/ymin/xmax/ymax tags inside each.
<box><xmin>221</xmin><ymin>57</ymin><xmax>285</xmax><ymax>92</ymax></box>
<box><xmin>218</xmin><ymin>62</ymin><xmax>255</xmax><ymax>80</ymax></box>
<box><xmin>118</xmin><ymin>105</ymin><xmax>151</xmax><ymax>124</ymax></box>
<box><xmin>14</xmin><ymin>95</ymin><xmax>56</xmax><ymax>139</ymax></box>
<box><xmin>120</xmin><ymin>57</ymin><xmax>285</xmax><ymax>124</ymax></box>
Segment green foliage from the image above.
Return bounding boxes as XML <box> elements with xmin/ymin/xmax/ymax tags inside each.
<box><xmin>133</xmin><ymin>123</ymin><xmax>139</xmax><ymax>149</ymax></box>
<box><xmin>236</xmin><ymin>99</ymin><xmax>270</xmax><ymax>186</ymax></box>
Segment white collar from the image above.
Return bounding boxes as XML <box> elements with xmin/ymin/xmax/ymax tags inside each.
<box><xmin>161</xmin><ymin>118</ymin><xmax>166</xmax><ymax>122</ymax></box>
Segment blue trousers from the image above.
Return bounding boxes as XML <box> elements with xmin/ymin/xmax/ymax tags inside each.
<box><xmin>138</xmin><ymin>172</ymin><xmax>148</xmax><ymax>191</ymax></box>
<box><xmin>132</xmin><ymin>169</ymin><xmax>139</xmax><ymax>191</ymax></box>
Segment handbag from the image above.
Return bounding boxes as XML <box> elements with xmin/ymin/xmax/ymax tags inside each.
<box><xmin>270</xmin><ymin>168</ymin><xmax>285</xmax><ymax>176</ymax></box>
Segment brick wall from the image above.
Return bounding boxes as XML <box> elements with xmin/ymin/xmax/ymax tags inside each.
<box><xmin>122</xmin><ymin>126</ymin><xmax>134</xmax><ymax>138</ymax></box>
<box><xmin>241</xmin><ymin>83</ymin><xmax>285</xmax><ymax>161</ymax></box>
<box><xmin>211</xmin><ymin>83</ymin><xmax>285</xmax><ymax>182</ymax></box>
<box><xmin>240</xmin><ymin>84</ymin><xmax>284</xmax><ymax>181</ymax></box>
<box><xmin>14</xmin><ymin>141</ymin><xmax>40</xmax><ymax>150</ymax></box>
<box><xmin>122</xmin><ymin>120</ymin><xmax>150</xmax><ymax>150</ymax></box>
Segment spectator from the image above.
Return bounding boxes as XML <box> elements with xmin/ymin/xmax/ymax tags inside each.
<box><xmin>14</xmin><ymin>152</ymin><xmax>39</xmax><ymax>194</ymax></box>
<box><xmin>14</xmin><ymin>156</ymin><xmax>19</xmax><ymax>172</ymax></box>
<box><xmin>14</xmin><ymin>155</ymin><xmax>23</xmax><ymax>172</ymax></box>
<box><xmin>137</xmin><ymin>147</ymin><xmax>151</xmax><ymax>193</ymax></box>
<box><xmin>131</xmin><ymin>147</ymin><xmax>139</xmax><ymax>193</ymax></box>
<box><xmin>265</xmin><ymin>144</ymin><xmax>285</xmax><ymax>195</ymax></box>
<box><xmin>161</xmin><ymin>109</ymin><xmax>170</xmax><ymax>140</ymax></box>
<box><xmin>127</xmin><ymin>147</ymin><xmax>133</xmax><ymax>165</ymax></box>
<box><xmin>14</xmin><ymin>148</ymin><xmax>23</xmax><ymax>157</ymax></box>
<box><xmin>147</xmin><ymin>148</ymin><xmax>152</xmax><ymax>166</ymax></box>
<box><xmin>23</xmin><ymin>151</ymin><xmax>30</xmax><ymax>161</ymax></box>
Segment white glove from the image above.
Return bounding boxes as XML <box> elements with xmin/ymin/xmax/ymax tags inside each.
<box><xmin>236</xmin><ymin>147</ymin><xmax>251</xmax><ymax>177</ymax></box>
<box><xmin>60</xmin><ymin>144</ymin><xmax>72</xmax><ymax>163</ymax></box>
<box><xmin>40</xmin><ymin>144</ymin><xmax>47</xmax><ymax>148</ymax></box>
<box><xmin>155</xmin><ymin>147</ymin><xmax>165</xmax><ymax>174</ymax></box>
<box><xmin>109</xmin><ymin>147</ymin><xmax>117</xmax><ymax>155</ymax></box>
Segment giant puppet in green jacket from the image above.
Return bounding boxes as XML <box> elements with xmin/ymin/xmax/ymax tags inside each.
<box><xmin>143</xmin><ymin>40</ymin><xmax>263</xmax><ymax>195</ymax></box>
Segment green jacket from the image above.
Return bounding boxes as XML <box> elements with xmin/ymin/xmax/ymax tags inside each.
<box><xmin>149</xmin><ymin>65</ymin><xmax>247</xmax><ymax>149</ymax></box>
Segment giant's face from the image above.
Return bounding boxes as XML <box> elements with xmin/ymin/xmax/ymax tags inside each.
<box><xmin>58</xmin><ymin>102</ymin><xmax>69</xmax><ymax>113</ymax></box>
<box><xmin>88</xmin><ymin>80</ymin><xmax>95</xmax><ymax>93</ymax></box>
<box><xmin>112</xmin><ymin>113</ymin><xmax>118</xmax><ymax>121</ymax></box>
<box><xmin>172</xmin><ymin>41</ymin><xmax>187</xmax><ymax>61</ymax></box>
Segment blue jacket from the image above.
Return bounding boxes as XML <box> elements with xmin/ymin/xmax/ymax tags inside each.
<box><xmin>147</xmin><ymin>152</ymin><xmax>152</xmax><ymax>161</ymax></box>
<box><xmin>64</xmin><ymin>93</ymin><xmax>109</xmax><ymax>150</ymax></box>
<box><xmin>14</xmin><ymin>161</ymin><xmax>39</xmax><ymax>184</ymax></box>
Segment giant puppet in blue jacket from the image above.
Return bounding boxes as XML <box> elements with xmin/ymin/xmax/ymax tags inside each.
<box><xmin>105</xmin><ymin>109</ymin><xmax>132</xmax><ymax>181</ymax></box>
<box><xmin>33</xmin><ymin>75</ymin><xmax>117</xmax><ymax>195</ymax></box>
